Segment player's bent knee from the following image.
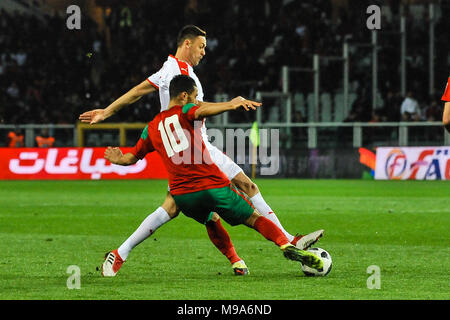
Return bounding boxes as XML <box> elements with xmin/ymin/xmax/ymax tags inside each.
<box><xmin>249</xmin><ymin>182</ymin><xmax>259</xmax><ymax>194</ymax></box>
<box><xmin>243</xmin><ymin>182</ymin><xmax>259</xmax><ymax>197</ymax></box>
<box><xmin>162</xmin><ymin>193</ymin><xmax>180</xmax><ymax>218</ymax></box>
<box><xmin>165</xmin><ymin>204</ymin><xmax>180</xmax><ymax>218</ymax></box>
<box><xmin>162</xmin><ymin>205</ymin><xmax>179</xmax><ymax>218</ymax></box>
<box><xmin>244</xmin><ymin>210</ymin><xmax>261</xmax><ymax>228</ymax></box>
<box><xmin>210</xmin><ymin>212</ymin><xmax>220</xmax><ymax>222</ymax></box>
<box><xmin>167</xmin><ymin>209</ymin><xmax>180</xmax><ymax>218</ymax></box>
<box><xmin>232</xmin><ymin>174</ymin><xmax>259</xmax><ymax>196</ymax></box>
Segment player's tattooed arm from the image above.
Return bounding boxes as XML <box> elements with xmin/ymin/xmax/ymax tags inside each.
<box><xmin>79</xmin><ymin>80</ymin><xmax>156</xmax><ymax>124</ymax></box>
<box><xmin>104</xmin><ymin>147</ymin><xmax>138</xmax><ymax>165</ymax></box>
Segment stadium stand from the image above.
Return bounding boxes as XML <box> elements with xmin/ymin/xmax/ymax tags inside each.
<box><xmin>0</xmin><ymin>0</ymin><xmax>448</xmax><ymax>129</ymax></box>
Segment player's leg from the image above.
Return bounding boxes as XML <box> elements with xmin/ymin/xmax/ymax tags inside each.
<box><xmin>172</xmin><ymin>191</ymin><xmax>248</xmax><ymax>275</ymax></box>
<box><xmin>102</xmin><ymin>192</ymin><xmax>178</xmax><ymax>277</ymax></box>
<box><xmin>117</xmin><ymin>192</ymin><xmax>179</xmax><ymax>260</ymax></box>
<box><xmin>207</xmin><ymin>145</ymin><xmax>323</xmax><ymax>248</ymax></box>
<box><xmin>231</xmin><ymin>172</ymin><xmax>324</xmax><ymax>249</ymax></box>
<box><xmin>244</xmin><ymin>210</ymin><xmax>290</xmax><ymax>247</ymax></box>
<box><xmin>206</xmin><ymin>146</ymin><xmax>295</xmax><ymax>240</ymax></box>
<box><xmin>244</xmin><ymin>210</ymin><xmax>323</xmax><ymax>270</ymax></box>
<box><xmin>214</xmin><ymin>186</ymin><xmax>288</xmax><ymax>247</ymax></box>
<box><xmin>231</xmin><ymin>171</ymin><xmax>295</xmax><ymax>241</ymax></box>
<box><xmin>206</xmin><ymin>213</ymin><xmax>248</xmax><ymax>275</ymax></box>
<box><xmin>214</xmin><ymin>186</ymin><xmax>323</xmax><ymax>271</ymax></box>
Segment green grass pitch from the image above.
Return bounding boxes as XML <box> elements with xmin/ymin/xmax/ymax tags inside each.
<box><xmin>0</xmin><ymin>179</ymin><xmax>449</xmax><ymax>300</ymax></box>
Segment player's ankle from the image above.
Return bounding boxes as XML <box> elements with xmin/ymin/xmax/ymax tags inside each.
<box><xmin>280</xmin><ymin>243</ymin><xmax>294</xmax><ymax>250</ymax></box>
<box><xmin>230</xmin><ymin>256</ymin><xmax>241</xmax><ymax>265</ymax></box>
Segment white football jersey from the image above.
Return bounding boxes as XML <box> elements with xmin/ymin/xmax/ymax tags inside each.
<box><xmin>147</xmin><ymin>55</ymin><xmax>243</xmax><ymax>180</ymax></box>
<box><xmin>147</xmin><ymin>54</ymin><xmax>210</xmax><ymax>145</ymax></box>
<box><xmin>147</xmin><ymin>55</ymin><xmax>204</xmax><ymax>111</ymax></box>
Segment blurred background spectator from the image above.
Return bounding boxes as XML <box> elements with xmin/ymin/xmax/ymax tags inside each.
<box><xmin>35</xmin><ymin>128</ymin><xmax>55</xmax><ymax>147</ymax></box>
<box><xmin>7</xmin><ymin>126</ymin><xmax>24</xmax><ymax>147</ymax></box>
<box><xmin>400</xmin><ymin>91</ymin><xmax>421</xmax><ymax>121</ymax></box>
<box><xmin>0</xmin><ymin>0</ymin><xmax>448</xmax><ymax>125</ymax></box>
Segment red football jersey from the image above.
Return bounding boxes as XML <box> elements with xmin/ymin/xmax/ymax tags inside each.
<box><xmin>442</xmin><ymin>77</ymin><xmax>450</xmax><ymax>102</ymax></box>
<box><xmin>130</xmin><ymin>103</ymin><xmax>230</xmax><ymax>195</ymax></box>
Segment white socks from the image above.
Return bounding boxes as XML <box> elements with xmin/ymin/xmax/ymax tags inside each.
<box><xmin>116</xmin><ymin>195</ymin><xmax>293</xmax><ymax>260</ymax></box>
<box><xmin>117</xmin><ymin>207</ymin><xmax>171</xmax><ymax>260</ymax></box>
<box><xmin>249</xmin><ymin>192</ymin><xmax>294</xmax><ymax>242</ymax></box>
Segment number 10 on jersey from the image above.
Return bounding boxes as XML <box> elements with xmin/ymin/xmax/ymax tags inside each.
<box><xmin>157</xmin><ymin>115</ymin><xmax>190</xmax><ymax>157</ymax></box>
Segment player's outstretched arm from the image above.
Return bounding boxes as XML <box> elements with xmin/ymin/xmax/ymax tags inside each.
<box><xmin>104</xmin><ymin>147</ymin><xmax>138</xmax><ymax>166</ymax></box>
<box><xmin>79</xmin><ymin>80</ymin><xmax>157</xmax><ymax>124</ymax></box>
<box><xmin>195</xmin><ymin>96</ymin><xmax>261</xmax><ymax>119</ymax></box>
<box><xmin>443</xmin><ymin>102</ymin><xmax>450</xmax><ymax>133</ymax></box>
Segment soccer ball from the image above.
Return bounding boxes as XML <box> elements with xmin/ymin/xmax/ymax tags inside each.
<box><xmin>301</xmin><ymin>247</ymin><xmax>332</xmax><ymax>276</ymax></box>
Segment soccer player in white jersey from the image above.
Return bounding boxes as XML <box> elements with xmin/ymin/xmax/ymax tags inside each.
<box><xmin>79</xmin><ymin>25</ymin><xmax>324</xmax><ymax>277</ymax></box>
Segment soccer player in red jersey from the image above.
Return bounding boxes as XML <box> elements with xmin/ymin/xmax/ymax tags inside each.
<box><xmin>82</xmin><ymin>25</ymin><xmax>323</xmax><ymax>276</ymax></box>
<box><xmin>104</xmin><ymin>75</ymin><xmax>323</xmax><ymax>274</ymax></box>
<box><xmin>441</xmin><ymin>75</ymin><xmax>450</xmax><ymax>133</ymax></box>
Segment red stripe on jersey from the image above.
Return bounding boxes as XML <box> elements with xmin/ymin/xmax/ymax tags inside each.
<box><xmin>230</xmin><ymin>187</ymin><xmax>255</xmax><ymax>210</ymax></box>
<box><xmin>169</xmin><ymin>54</ymin><xmax>190</xmax><ymax>75</ymax></box>
<box><xmin>442</xmin><ymin>78</ymin><xmax>450</xmax><ymax>102</ymax></box>
<box><xmin>146</xmin><ymin>78</ymin><xmax>159</xmax><ymax>89</ymax></box>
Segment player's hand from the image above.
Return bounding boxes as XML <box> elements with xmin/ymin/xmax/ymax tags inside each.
<box><xmin>79</xmin><ymin>109</ymin><xmax>106</xmax><ymax>124</ymax></box>
<box><xmin>104</xmin><ymin>147</ymin><xmax>123</xmax><ymax>164</ymax></box>
<box><xmin>230</xmin><ymin>96</ymin><xmax>262</xmax><ymax>111</ymax></box>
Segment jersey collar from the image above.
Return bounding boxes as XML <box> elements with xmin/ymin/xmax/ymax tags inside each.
<box><xmin>169</xmin><ymin>54</ymin><xmax>193</xmax><ymax>67</ymax></box>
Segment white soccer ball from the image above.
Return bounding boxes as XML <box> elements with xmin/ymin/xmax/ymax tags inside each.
<box><xmin>301</xmin><ymin>247</ymin><xmax>332</xmax><ymax>276</ymax></box>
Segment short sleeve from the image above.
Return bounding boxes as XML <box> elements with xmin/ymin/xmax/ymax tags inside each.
<box><xmin>161</xmin><ymin>65</ymin><xmax>179</xmax><ymax>91</ymax></box>
<box><xmin>130</xmin><ymin>125</ymin><xmax>155</xmax><ymax>159</ymax></box>
<box><xmin>182</xmin><ymin>103</ymin><xmax>200</xmax><ymax>121</ymax></box>
<box><xmin>147</xmin><ymin>70</ymin><xmax>161</xmax><ymax>89</ymax></box>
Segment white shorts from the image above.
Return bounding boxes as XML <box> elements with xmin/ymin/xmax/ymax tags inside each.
<box><xmin>206</xmin><ymin>144</ymin><xmax>243</xmax><ymax>181</ymax></box>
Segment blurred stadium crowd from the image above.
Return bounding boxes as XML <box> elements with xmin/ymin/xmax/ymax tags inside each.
<box><xmin>0</xmin><ymin>0</ymin><xmax>449</xmax><ymax>125</ymax></box>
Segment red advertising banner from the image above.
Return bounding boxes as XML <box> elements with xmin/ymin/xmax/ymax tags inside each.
<box><xmin>0</xmin><ymin>148</ymin><xmax>168</xmax><ymax>180</ymax></box>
